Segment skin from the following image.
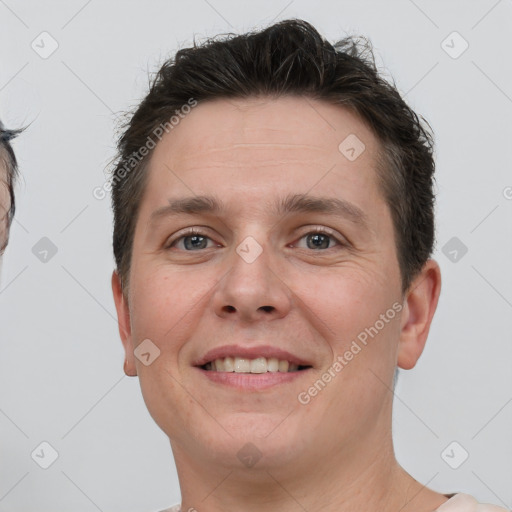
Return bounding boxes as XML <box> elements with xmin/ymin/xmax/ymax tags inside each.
<box><xmin>112</xmin><ymin>96</ymin><xmax>447</xmax><ymax>512</ymax></box>
<box><xmin>0</xmin><ymin>162</ymin><xmax>10</xmax><ymax>253</ymax></box>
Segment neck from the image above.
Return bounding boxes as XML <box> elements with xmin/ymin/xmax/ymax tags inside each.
<box><xmin>171</xmin><ymin>429</ymin><xmax>441</xmax><ymax>512</ymax></box>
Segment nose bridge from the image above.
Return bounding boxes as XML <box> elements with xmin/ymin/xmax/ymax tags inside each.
<box><xmin>213</xmin><ymin>229</ymin><xmax>291</xmax><ymax>320</ymax></box>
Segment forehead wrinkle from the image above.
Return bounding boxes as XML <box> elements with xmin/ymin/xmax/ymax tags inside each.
<box><xmin>229</xmin><ymin>142</ymin><xmax>326</xmax><ymax>150</ymax></box>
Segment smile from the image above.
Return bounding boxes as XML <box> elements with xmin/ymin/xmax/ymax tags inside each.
<box><xmin>202</xmin><ymin>356</ymin><xmax>311</xmax><ymax>373</ymax></box>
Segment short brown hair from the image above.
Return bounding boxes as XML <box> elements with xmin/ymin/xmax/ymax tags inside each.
<box><xmin>111</xmin><ymin>18</ymin><xmax>436</xmax><ymax>297</ymax></box>
<box><xmin>0</xmin><ymin>120</ymin><xmax>21</xmax><ymax>254</ymax></box>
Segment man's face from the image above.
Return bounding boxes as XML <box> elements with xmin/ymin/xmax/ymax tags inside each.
<box><xmin>113</xmin><ymin>96</ymin><xmax>412</xmax><ymax>469</ymax></box>
<box><xmin>0</xmin><ymin>162</ymin><xmax>10</xmax><ymax>253</ymax></box>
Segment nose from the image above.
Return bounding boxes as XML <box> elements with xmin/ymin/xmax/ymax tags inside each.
<box><xmin>211</xmin><ymin>235</ymin><xmax>292</xmax><ymax>323</ymax></box>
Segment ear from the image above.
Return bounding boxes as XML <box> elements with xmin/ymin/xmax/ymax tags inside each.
<box><xmin>397</xmin><ymin>259</ymin><xmax>442</xmax><ymax>370</ymax></box>
<box><xmin>111</xmin><ymin>270</ymin><xmax>137</xmax><ymax>377</ymax></box>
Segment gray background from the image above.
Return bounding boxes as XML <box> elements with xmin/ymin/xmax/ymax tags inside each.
<box><xmin>0</xmin><ymin>0</ymin><xmax>511</xmax><ymax>511</ymax></box>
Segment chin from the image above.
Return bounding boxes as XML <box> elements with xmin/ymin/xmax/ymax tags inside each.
<box><xmin>197</xmin><ymin>413</ymin><xmax>313</xmax><ymax>470</ymax></box>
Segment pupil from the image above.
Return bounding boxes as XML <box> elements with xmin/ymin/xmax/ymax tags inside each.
<box><xmin>185</xmin><ymin>235</ymin><xmax>207</xmax><ymax>250</ymax></box>
<box><xmin>308</xmin><ymin>233</ymin><xmax>329</xmax><ymax>249</ymax></box>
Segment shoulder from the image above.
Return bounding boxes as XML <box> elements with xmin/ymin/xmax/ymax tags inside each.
<box><xmin>435</xmin><ymin>493</ymin><xmax>510</xmax><ymax>511</ymax></box>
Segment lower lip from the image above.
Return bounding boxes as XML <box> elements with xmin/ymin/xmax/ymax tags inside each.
<box><xmin>196</xmin><ymin>368</ymin><xmax>310</xmax><ymax>390</ymax></box>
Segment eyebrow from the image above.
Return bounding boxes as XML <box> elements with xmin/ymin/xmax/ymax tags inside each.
<box><xmin>149</xmin><ymin>193</ymin><xmax>370</xmax><ymax>229</ymax></box>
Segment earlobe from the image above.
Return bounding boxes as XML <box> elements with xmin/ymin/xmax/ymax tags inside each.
<box><xmin>397</xmin><ymin>259</ymin><xmax>442</xmax><ymax>370</ymax></box>
<box><xmin>111</xmin><ymin>270</ymin><xmax>138</xmax><ymax>377</ymax></box>
<box><xmin>123</xmin><ymin>359</ymin><xmax>137</xmax><ymax>377</ymax></box>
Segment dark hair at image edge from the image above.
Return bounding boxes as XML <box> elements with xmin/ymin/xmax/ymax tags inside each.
<box><xmin>111</xmin><ymin>18</ymin><xmax>437</xmax><ymax>298</ymax></box>
<box><xmin>0</xmin><ymin>120</ymin><xmax>22</xmax><ymax>254</ymax></box>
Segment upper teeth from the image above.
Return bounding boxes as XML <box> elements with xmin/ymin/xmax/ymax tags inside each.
<box><xmin>205</xmin><ymin>357</ymin><xmax>299</xmax><ymax>373</ymax></box>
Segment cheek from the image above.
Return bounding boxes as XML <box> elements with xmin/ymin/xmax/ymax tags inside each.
<box><xmin>310</xmin><ymin>267</ymin><xmax>393</xmax><ymax>331</ymax></box>
<box><xmin>309</xmin><ymin>268</ymin><xmax>400</xmax><ymax>384</ymax></box>
<box><xmin>128</xmin><ymin>262</ymin><xmax>213</xmax><ymax>351</ymax></box>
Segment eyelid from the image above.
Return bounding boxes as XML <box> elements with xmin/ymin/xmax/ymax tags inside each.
<box><xmin>292</xmin><ymin>225</ymin><xmax>348</xmax><ymax>247</ymax></box>
<box><xmin>165</xmin><ymin>225</ymin><xmax>348</xmax><ymax>250</ymax></box>
<box><xmin>164</xmin><ymin>226</ymin><xmax>216</xmax><ymax>249</ymax></box>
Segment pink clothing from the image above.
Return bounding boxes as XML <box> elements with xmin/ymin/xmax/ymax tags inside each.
<box><xmin>160</xmin><ymin>493</ymin><xmax>510</xmax><ymax>511</ymax></box>
<box><xmin>435</xmin><ymin>493</ymin><xmax>509</xmax><ymax>511</ymax></box>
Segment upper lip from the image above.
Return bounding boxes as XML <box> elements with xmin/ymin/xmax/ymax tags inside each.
<box><xmin>193</xmin><ymin>344</ymin><xmax>313</xmax><ymax>367</ymax></box>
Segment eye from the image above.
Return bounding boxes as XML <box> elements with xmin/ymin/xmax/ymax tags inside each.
<box><xmin>165</xmin><ymin>228</ymin><xmax>216</xmax><ymax>251</ymax></box>
<box><xmin>165</xmin><ymin>227</ymin><xmax>347</xmax><ymax>252</ymax></box>
<box><xmin>293</xmin><ymin>228</ymin><xmax>345</xmax><ymax>250</ymax></box>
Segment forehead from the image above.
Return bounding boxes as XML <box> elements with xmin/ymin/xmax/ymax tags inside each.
<box><xmin>0</xmin><ymin>157</ymin><xmax>8</xmax><ymax>197</ymax></box>
<box><xmin>140</xmin><ymin>96</ymin><xmax>389</xmax><ymax>230</ymax></box>
<box><xmin>152</xmin><ymin>95</ymin><xmax>380</xmax><ymax>165</ymax></box>
<box><xmin>0</xmin><ymin>159</ymin><xmax>9</xmax><ymax>247</ymax></box>
<box><xmin>0</xmin><ymin>149</ymin><xmax>6</xmax><ymax>177</ymax></box>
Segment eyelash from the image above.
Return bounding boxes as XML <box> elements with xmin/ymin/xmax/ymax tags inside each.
<box><xmin>165</xmin><ymin>227</ymin><xmax>346</xmax><ymax>251</ymax></box>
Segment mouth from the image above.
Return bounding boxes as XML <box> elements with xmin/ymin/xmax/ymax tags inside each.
<box><xmin>201</xmin><ymin>356</ymin><xmax>312</xmax><ymax>373</ymax></box>
<box><xmin>193</xmin><ymin>345</ymin><xmax>314</xmax><ymax>389</ymax></box>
